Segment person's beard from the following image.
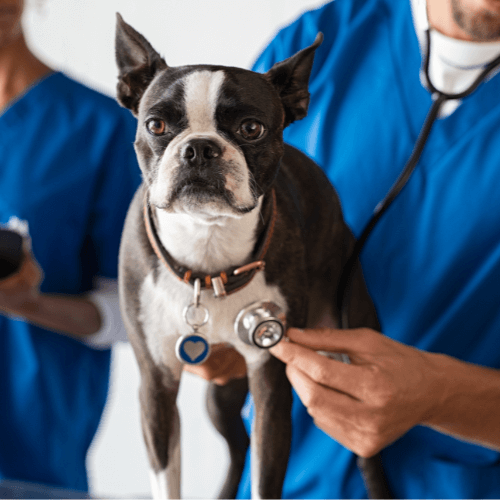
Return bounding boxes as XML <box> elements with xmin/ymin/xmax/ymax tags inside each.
<box><xmin>451</xmin><ymin>0</ymin><xmax>500</xmax><ymax>41</ymax></box>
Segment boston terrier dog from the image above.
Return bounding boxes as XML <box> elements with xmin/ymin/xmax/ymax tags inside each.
<box><xmin>115</xmin><ymin>14</ymin><xmax>386</xmax><ymax>500</ymax></box>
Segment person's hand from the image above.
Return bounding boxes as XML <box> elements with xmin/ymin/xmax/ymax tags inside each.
<box><xmin>183</xmin><ymin>343</ymin><xmax>247</xmax><ymax>385</ymax></box>
<box><xmin>269</xmin><ymin>327</ymin><xmax>446</xmax><ymax>457</ymax></box>
<box><xmin>0</xmin><ymin>249</ymin><xmax>43</xmax><ymax>315</ymax></box>
<box><xmin>0</xmin><ymin>249</ymin><xmax>100</xmax><ymax>337</ymax></box>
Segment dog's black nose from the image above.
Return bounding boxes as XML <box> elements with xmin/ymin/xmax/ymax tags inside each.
<box><xmin>181</xmin><ymin>139</ymin><xmax>222</xmax><ymax>165</ymax></box>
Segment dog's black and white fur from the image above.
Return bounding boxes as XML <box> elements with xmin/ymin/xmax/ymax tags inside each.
<box><xmin>115</xmin><ymin>15</ymin><xmax>382</xmax><ymax>499</ymax></box>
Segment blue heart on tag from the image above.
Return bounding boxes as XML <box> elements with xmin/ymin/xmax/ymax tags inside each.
<box><xmin>175</xmin><ymin>334</ymin><xmax>210</xmax><ymax>365</ymax></box>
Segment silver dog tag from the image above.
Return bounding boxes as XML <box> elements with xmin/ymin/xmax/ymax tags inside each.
<box><xmin>176</xmin><ymin>278</ymin><xmax>211</xmax><ymax>365</ymax></box>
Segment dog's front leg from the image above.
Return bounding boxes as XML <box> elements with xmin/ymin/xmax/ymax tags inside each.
<box><xmin>139</xmin><ymin>363</ymin><xmax>182</xmax><ymax>500</ymax></box>
<box><xmin>206</xmin><ymin>377</ymin><xmax>250</xmax><ymax>499</ymax></box>
<box><xmin>247</xmin><ymin>355</ymin><xmax>293</xmax><ymax>499</ymax></box>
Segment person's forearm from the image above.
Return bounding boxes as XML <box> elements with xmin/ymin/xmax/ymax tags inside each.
<box><xmin>4</xmin><ymin>294</ymin><xmax>102</xmax><ymax>338</ymax></box>
<box><xmin>270</xmin><ymin>327</ymin><xmax>500</xmax><ymax>458</ymax></box>
<box><xmin>424</xmin><ymin>353</ymin><xmax>500</xmax><ymax>451</ymax></box>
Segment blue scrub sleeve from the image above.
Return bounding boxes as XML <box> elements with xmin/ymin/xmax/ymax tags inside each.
<box><xmin>252</xmin><ymin>4</ymin><xmax>341</xmax><ymax>75</ymax></box>
<box><xmin>86</xmin><ymin>114</ymin><xmax>140</xmax><ymax>280</ymax></box>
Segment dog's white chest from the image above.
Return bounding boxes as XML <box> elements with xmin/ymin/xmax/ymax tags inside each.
<box><xmin>139</xmin><ymin>267</ymin><xmax>287</xmax><ymax>371</ymax></box>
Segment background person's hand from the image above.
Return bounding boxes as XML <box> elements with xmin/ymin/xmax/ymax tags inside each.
<box><xmin>0</xmin><ymin>247</ymin><xmax>100</xmax><ymax>338</ymax></box>
<box><xmin>270</xmin><ymin>327</ymin><xmax>446</xmax><ymax>457</ymax></box>
<box><xmin>0</xmin><ymin>248</ymin><xmax>43</xmax><ymax>314</ymax></box>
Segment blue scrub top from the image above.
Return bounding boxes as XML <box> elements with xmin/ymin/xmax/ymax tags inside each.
<box><xmin>0</xmin><ymin>73</ymin><xmax>140</xmax><ymax>491</ymax></box>
<box><xmin>238</xmin><ymin>0</ymin><xmax>500</xmax><ymax>498</ymax></box>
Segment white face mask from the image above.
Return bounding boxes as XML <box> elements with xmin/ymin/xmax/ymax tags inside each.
<box><xmin>412</xmin><ymin>0</ymin><xmax>500</xmax><ymax>116</ymax></box>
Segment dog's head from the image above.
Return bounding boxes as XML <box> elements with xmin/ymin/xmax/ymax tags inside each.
<box><xmin>115</xmin><ymin>14</ymin><xmax>322</xmax><ymax>220</ymax></box>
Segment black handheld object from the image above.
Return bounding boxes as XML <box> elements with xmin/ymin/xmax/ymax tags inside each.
<box><xmin>0</xmin><ymin>229</ymin><xmax>24</xmax><ymax>280</ymax></box>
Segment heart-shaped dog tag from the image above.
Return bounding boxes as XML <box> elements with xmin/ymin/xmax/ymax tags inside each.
<box><xmin>175</xmin><ymin>333</ymin><xmax>210</xmax><ymax>365</ymax></box>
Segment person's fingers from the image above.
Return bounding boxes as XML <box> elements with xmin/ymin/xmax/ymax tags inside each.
<box><xmin>0</xmin><ymin>250</ymin><xmax>42</xmax><ymax>293</ymax></box>
<box><xmin>286</xmin><ymin>364</ymin><xmax>411</xmax><ymax>458</ymax></box>
<box><xmin>286</xmin><ymin>363</ymin><xmax>361</xmax><ymax>405</ymax></box>
<box><xmin>284</xmin><ymin>326</ymin><xmax>376</xmax><ymax>354</ymax></box>
<box><xmin>270</xmin><ymin>338</ymin><xmax>365</xmax><ymax>400</ymax></box>
<box><xmin>184</xmin><ymin>345</ymin><xmax>246</xmax><ymax>385</ymax></box>
<box><xmin>212</xmin><ymin>351</ymin><xmax>247</xmax><ymax>385</ymax></box>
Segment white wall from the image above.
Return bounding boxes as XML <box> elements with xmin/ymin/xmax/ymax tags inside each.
<box><xmin>22</xmin><ymin>1</ymin><xmax>328</xmax><ymax>497</ymax></box>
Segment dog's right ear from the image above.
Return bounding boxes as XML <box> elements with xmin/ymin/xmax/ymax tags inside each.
<box><xmin>115</xmin><ymin>13</ymin><xmax>167</xmax><ymax>115</ymax></box>
<box><xmin>265</xmin><ymin>33</ymin><xmax>323</xmax><ymax>128</ymax></box>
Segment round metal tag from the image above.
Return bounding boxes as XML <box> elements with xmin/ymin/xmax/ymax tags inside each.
<box><xmin>175</xmin><ymin>333</ymin><xmax>210</xmax><ymax>365</ymax></box>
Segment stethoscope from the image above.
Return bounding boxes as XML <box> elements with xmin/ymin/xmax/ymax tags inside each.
<box><xmin>337</xmin><ymin>29</ymin><xmax>500</xmax><ymax>328</ymax></box>
<box><xmin>335</xmin><ymin>28</ymin><xmax>500</xmax><ymax>500</ymax></box>
<box><xmin>177</xmin><ymin>32</ymin><xmax>500</xmax><ymax>500</ymax></box>
<box><xmin>230</xmin><ymin>28</ymin><xmax>500</xmax><ymax>354</ymax></box>
<box><xmin>174</xmin><ymin>28</ymin><xmax>500</xmax><ymax>364</ymax></box>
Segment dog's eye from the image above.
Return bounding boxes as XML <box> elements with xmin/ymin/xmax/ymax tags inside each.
<box><xmin>146</xmin><ymin>119</ymin><xmax>166</xmax><ymax>136</ymax></box>
<box><xmin>238</xmin><ymin>120</ymin><xmax>265</xmax><ymax>140</ymax></box>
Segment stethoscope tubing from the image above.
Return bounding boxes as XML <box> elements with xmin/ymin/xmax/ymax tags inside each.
<box><xmin>337</xmin><ymin>29</ymin><xmax>500</xmax><ymax>329</ymax></box>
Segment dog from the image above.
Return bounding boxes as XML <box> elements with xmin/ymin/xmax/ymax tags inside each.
<box><xmin>115</xmin><ymin>14</ymin><xmax>383</xmax><ymax>499</ymax></box>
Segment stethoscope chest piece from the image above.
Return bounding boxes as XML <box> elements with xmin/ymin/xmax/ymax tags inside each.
<box><xmin>234</xmin><ymin>300</ymin><xmax>286</xmax><ymax>348</ymax></box>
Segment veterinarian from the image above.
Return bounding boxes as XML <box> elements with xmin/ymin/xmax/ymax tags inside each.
<box><xmin>0</xmin><ymin>0</ymin><xmax>140</xmax><ymax>493</ymax></box>
<box><xmin>187</xmin><ymin>0</ymin><xmax>500</xmax><ymax>497</ymax></box>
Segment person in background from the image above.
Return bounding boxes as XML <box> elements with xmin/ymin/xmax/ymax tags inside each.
<box><xmin>0</xmin><ymin>0</ymin><xmax>140</xmax><ymax>492</ymax></box>
<box><xmin>188</xmin><ymin>0</ymin><xmax>500</xmax><ymax>498</ymax></box>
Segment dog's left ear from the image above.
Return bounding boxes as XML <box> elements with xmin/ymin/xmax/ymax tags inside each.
<box><xmin>265</xmin><ymin>33</ymin><xmax>323</xmax><ymax>127</ymax></box>
<box><xmin>115</xmin><ymin>13</ymin><xmax>168</xmax><ymax>115</ymax></box>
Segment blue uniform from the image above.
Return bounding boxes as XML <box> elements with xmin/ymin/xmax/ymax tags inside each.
<box><xmin>238</xmin><ymin>0</ymin><xmax>500</xmax><ymax>498</ymax></box>
<box><xmin>0</xmin><ymin>73</ymin><xmax>140</xmax><ymax>491</ymax></box>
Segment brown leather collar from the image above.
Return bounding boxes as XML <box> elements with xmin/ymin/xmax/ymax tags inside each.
<box><xmin>144</xmin><ymin>190</ymin><xmax>277</xmax><ymax>298</ymax></box>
